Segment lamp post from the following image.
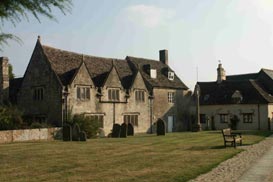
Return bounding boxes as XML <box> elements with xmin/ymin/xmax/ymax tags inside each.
<box><xmin>194</xmin><ymin>84</ymin><xmax>201</xmax><ymax>131</ymax></box>
<box><xmin>62</xmin><ymin>86</ymin><xmax>69</xmax><ymax>126</ymax></box>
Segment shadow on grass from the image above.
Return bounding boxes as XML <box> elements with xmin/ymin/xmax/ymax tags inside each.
<box><xmin>186</xmin><ymin>145</ymin><xmax>227</xmax><ymax>151</ymax></box>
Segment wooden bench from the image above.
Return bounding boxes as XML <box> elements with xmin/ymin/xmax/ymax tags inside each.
<box><xmin>221</xmin><ymin>128</ymin><xmax>242</xmax><ymax>148</ymax></box>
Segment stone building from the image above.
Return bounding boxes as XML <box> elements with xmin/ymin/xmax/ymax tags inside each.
<box><xmin>1</xmin><ymin>37</ymin><xmax>190</xmax><ymax>135</ymax></box>
<box><xmin>197</xmin><ymin>63</ymin><xmax>273</xmax><ymax>130</ymax></box>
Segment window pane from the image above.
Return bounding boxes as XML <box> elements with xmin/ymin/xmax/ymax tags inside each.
<box><xmin>86</xmin><ymin>88</ymin><xmax>90</xmax><ymax>99</ymax></box>
<box><xmin>108</xmin><ymin>90</ymin><xmax>112</xmax><ymax>100</ymax></box>
<box><xmin>77</xmin><ymin>87</ymin><xmax>81</xmax><ymax>99</ymax></box>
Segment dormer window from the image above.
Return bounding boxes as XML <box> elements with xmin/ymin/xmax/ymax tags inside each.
<box><xmin>150</xmin><ymin>69</ymin><xmax>157</xmax><ymax>79</ymax></box>
<box><xmin>231</xmin><ymin>90</ymin><xmax>243</xmax><ymax>104</ymax></box>
<box><xmin>168</xmin><ymin>71</ymin><xmax>174</xmax><ymax>80</ymax></box>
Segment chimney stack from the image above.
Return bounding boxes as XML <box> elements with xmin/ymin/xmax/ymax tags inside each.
<box><xmin>159</xmin><ymin>50</ymin><xmax>168</xmax><ymax>65</ymax></box>
<box><xmin>217</xmin><ymin>61</ymin><xmax>226</xmax><ymax>84</ymax></box>
<box><xmin>0</xmin><ymin>57</ymin><xmax>9</xmax><ymax>104</ymax></box>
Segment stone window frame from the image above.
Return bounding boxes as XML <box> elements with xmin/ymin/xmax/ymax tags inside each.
<box><xmin>243</xmin><ymin>113</ymin><xmax>253</xmax><ymax>123</ymax></box>
<box><xmin>124</xmin><ymin>114</ymin><xmax>139</xmax><ymax>127</ymax></box>
<box><xmin>33</xmin><ymin>87</ymin><xmax>44</xmax><ymax>101</ymax></box>
<box><xmin>108</xmin><ymin>88</ymin><xmax>120</xmax><ymax>101</ymax></box>
<box><xmin>135</xmin><ymin>90</ymin><xmax>145</xmax><ymax>102</ymax></box>
<box><xmin>76</xmin><ymin>86</ymin><xmax>90</xmax><ymax>101</ymax></box>
<box><xmin>168</xmin><ymin>92</ymin><xmax>175</xmax><ymax>103</ymax></box>
<box><xmin>219</xmin><ymin>114</ymin><xmax>229</xmax><ymax>123</ymax></box>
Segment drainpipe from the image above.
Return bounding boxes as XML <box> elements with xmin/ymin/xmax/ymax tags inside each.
<box><xmin>113</xmin><ymin>102</ymin><xmax>116</xmax><ymax>124</ymax></box>
<box><xmin>149</xmin><ymin>95</ymin><xmax>154</xmax><ymax>134</ymax></box>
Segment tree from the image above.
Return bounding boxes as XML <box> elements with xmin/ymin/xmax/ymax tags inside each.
<box><xmin>0</xmin><ymin>0</ymin><xmax>72</xmax><ymax>48</ymax></box>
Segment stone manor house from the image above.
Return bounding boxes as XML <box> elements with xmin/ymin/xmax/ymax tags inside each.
<box><xmin>0</xmin><ymin>37</ymin><xmax>191</xmax><ymax>135</ymax></box>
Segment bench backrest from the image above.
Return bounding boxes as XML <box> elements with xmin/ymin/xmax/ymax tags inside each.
<box><xmin>222</xmin><ymin>128</ymin><xmax>231</xmax><ymax>137</ymax></box>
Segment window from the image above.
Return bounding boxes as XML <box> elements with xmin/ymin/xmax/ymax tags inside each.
<box><xmin>77</xmin><ymin>87</ymin><xmax>90</xmax><ymax>100</ymax></box>
<box><xmin>150</xmin><ymin>69</ymin><xmax>157</xmax><ymax>79</ymax></box>
<box><xmin>88</xmin><ymin>115</ymin><xmax>104</xmax><ymax>128</ymax></box>
<box><xmin>243</xmin><ymin>113</ymin><xmax>253</xmax><ymax>123</ymax></box>
<box><xmin>135</xmin><ymin>90</ymin><xmax>145</xmax><ymax>102</ymax></box>
<box><xmin>220</xmin><ymin>114</ymin><xmax>229</xmax><ymax>123</ymax></box>
<box><xmin>33</xmin><ymin>87</ymin><xmax>44</xmax><ymax>101</ymax></box>
<box><xmin>168</xmin><ymin>71</ymin><xmax>174</xmax><ymax>80</ymax></box>
<box><xmin>168</xmin><ymin>92</ymin><xmax>175</xmax><ymax>103</ymax></box>
<box><xmin>108</xmin><ymin>89</ymin><xmax>120</xmax><ymax>101</ymax></box>
<box><xmin>124</xmin><ymin>115</ymin><xmax>138</xmax><ymax>126</ymax></box>
<box><xmin>200</xmin><ymin>114</ymin><xmax>206</xmax><ymax>124</ymax></box>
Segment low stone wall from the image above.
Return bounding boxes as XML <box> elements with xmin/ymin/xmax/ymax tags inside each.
<box><xmin>0</xmin><ymin>127</ymin><xmax>61</xmax><ymax>143</ymax></box>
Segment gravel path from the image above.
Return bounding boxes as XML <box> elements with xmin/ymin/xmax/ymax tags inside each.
<box><xmin>189</xmin><ymin>135</ymin><xmax>273</xmax><ymax>182</ymax></box>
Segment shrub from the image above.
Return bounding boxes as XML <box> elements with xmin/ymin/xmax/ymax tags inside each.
<box><xmin>73</xmin><ymin>114</ymin><xmax>100</xmax><ymax>139</ymax></box>
<box><xmin>30</xmin><ymin>122</ymin><xmax>50</xmax><ymax>129</ymax></box>
<box><xmin>0</xmin><ymin>106</ymin><xmax>23</xmax><ymax>130</ymax></box>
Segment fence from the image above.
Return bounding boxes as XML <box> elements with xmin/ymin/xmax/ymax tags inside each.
<box><xmin>0</xmin><ymin>127</ymin><xmax>61</xmax><ymax>143</ymax></box>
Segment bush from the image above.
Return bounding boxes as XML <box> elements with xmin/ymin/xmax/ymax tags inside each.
<box><xmin>0</xmin><ymin>106</ymin><xmax>23</xmax><ymax>130</ymax></box>
<box><xmin>30</xmin><ymin>122</ymin><xmax>50</xmax><ymax>129</ymax></box>
<box><xmin>73</xmin><ymin>114</ymin><xmax>100</xmax><ymax>139</ymax></box>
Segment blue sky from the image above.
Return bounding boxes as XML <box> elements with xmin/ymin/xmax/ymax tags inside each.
<box><xmin>2</xmin><ymin>0</ymin><xmax>273</xmax><ymax>90</ymax></box>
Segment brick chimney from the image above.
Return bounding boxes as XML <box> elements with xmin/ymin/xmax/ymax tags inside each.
<box><xmin>159</xmin><ymin>50</ymin><xmax>168</xmax><ymax>65</ymax></box>
<box><xmin>217</xmin><ymin>62</ymin><xmax>226</xmax><ymax>84</ymax></box>
<box><xmin>0</xmin><ymin>57</ymin><xmax>9</xmax><ymax>104</ymax></box>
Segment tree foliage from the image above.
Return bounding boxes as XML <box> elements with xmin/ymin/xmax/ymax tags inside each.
<box><xmin>0</xmin><ymin>105</ymin><xmax>23</xmax><ymax>130</ymax></box>
<box><xmin>0</xmin><ymin>0</ymin><xmax>72</xmax><ymax>48</ymax></box>
<box><xmin>72</xmin><ymin>114</ymin><xmax>100</xmax><ymax>139</ymax></box>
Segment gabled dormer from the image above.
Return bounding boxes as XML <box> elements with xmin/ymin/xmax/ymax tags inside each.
<box><xmin>102</xmin><ymin>63</ymin><xmax>125</xmax><ymax>102</ymax></box>
<box><xmin>70</xmin><ymin>60</ymin><xmax>94</xmax><ymax>101</ymax></box>
<box><xmin>130</xmin><ymin>71</ymin><xmax>149</xmax><ymax>103</ymax></box>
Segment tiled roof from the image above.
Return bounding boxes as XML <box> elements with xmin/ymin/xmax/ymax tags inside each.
<box><xmin>198</xmin><ymin>69</ymin><xmax>273</xmax><ymax>105</ymax></box>
<box><xmin>126</xmin><ymin>56</ymin><xmax>188</xmax><ymax>90</ymax></box>
<box><xmin>40</xmin><ymin>41</ymin><xmax>188</xmax><ymax>91</ymax></box>
<box><xmin>198</xmin><ymin>80</ymin><xmax>272</xmax><ymax>105</ymax></box>
<box><xmin>226</xmin><ymin>73</ymin><xmax>258</xmax><ymax>81</ymax></box>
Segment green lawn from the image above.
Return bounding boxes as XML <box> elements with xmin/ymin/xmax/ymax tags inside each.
<box><xmin>0</xmin><ymin>131</ymin><xmax>271</xmax><ymax>182</ymax></box>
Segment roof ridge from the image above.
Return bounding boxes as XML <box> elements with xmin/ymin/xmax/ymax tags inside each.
<box><xmin>261</xmin><ymin>68</ymin><xmax>273</xmax><ymax>72</ymax></box>
<box><xmin>127</xmin><ymin>55</ymin><xmax>159</xmax><ymax>62</ymax></box>
<box><xmin>226</xmin><ymin>72</ymin><xmax>258</xmax><ymax>77</ymax></box>
<box><xmin>42</xmin><ymin>44</ymin><xmax>124</xmax><ymax>61</ymax></box>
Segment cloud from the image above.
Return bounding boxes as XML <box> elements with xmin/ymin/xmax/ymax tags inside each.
<box><xmin>124</xmin><ymin>4</ymin><xmax>175</xmax><ymax>28</ymax></box>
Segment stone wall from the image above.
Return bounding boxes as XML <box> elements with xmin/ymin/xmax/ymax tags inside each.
<box><xmin>200</xmin><ymin>104</ymin><xmax>271</xmax><ymax>130</ymax></box>
<box><xmin>153</xmin><ymin>88</ymin><xmax>190</xmax><ymax>132</ymax></box>
<box><xmin>0</xmin><ymin>127</ymin><xmax>61</xmax><ymax>143</ymax></box>
<box><xmin>17</xmin><ymin>42</ymin><xmax>63</xmax><ymax>125</ymax></box>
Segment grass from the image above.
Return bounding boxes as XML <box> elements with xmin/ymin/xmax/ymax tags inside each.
<box><xmin>0</xmin><ymin>130</ymin><xmax>271</xmax><ymax>182</ymax></box>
